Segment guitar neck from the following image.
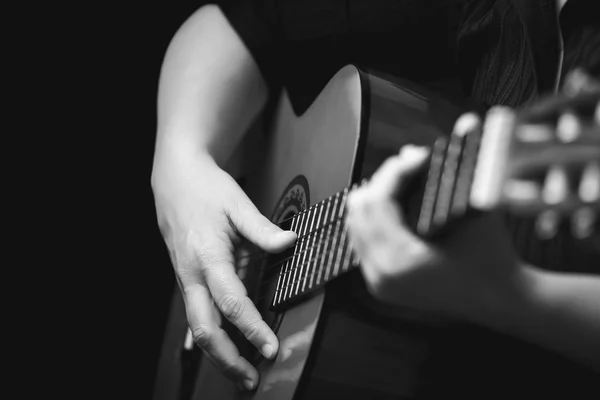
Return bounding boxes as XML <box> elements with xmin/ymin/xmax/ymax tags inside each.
<box><xmin>272</xmin><ymin>86</ymin><xmax>600</xmax><ymax>311</ymax></box>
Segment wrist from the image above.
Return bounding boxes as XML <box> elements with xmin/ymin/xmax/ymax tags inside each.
<box><xmin>155</xmin><ymin>127</ymin><xmax>217</xmax><ymax>165</ymax></box>
<box><xmin>152</xmin><ymin>130</ymin><xmax>218</xmax><ymax>187</ymax></box>
<box><xmin>461</xmin><ymin>263</ymin><xmax>540</xmax><ymax>330</ymax></box>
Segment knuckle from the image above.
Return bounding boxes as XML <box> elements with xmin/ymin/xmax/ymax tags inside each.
<box><xmin>218</xmin><ymin>294</ymin><xmax>245</xmax><ymax>321</ymax></box>
<box><xmin>255</xmin><ymin>222</ymin><xmax>268</xmax><ymax>236</ymax></box>
<box><xmin>191</xmin><ymin>325</ymin><xmax>214</xmax><ymax>348</ymax></box>
<box><xmin>243</xmin><ymin>320</ymin><xmax>263</xmax><ymax>342</ymax></box>
<box><xmin>219</xmin><ymin>357</ymin><xmax>240</xmax><ymax>378</ymax></box>
<box><xmin>194</xmin><ymin>241</ymin><xmax>233</xmax><ymax>272</ymax></box>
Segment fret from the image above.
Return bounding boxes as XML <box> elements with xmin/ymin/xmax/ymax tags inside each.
<box><xmin>287</xmin><ymin>206</ymin><xmax>312</xmax><ymax>301</ymax></box>
<box><xmin>339</xmin><ymin>183</ymin><xmax>361</xmax><ymax>273</ymax></box>
<box><xmin>417</xmin><ymin>137</ymin><xmax>448</xmax><ymax>237</ymax></box>
<box><xmin>304</xmin><ymin>201</ymin><xmax>327</xmax><ymax>291</ymax></box>
<box><xmin>433</xmin><ymin>132</ymin><xmax>466</xmax><ymax>226</ymax></box>
<box><xmin>333</xmin><ymin>183</ymin><xmax>358</xmax><ymax>277</ymax></box>
<box><xmin>297</xmin><ymin>203</ymin><xmax>322</xmax><ymax>294</ymax></box>
<box><xmin>325</xmin><ymin>188</ymin><xmax>349</xmax><ymax>281</ymax></box>
<box><xmin>321</xmin><ymin>191</ymin><xmax>342</xmax><ymax>283</ymax></box>
<box><xmin>273</xmin><ymin>214</ymin><xmax>300</xmax><ymax>307</ymax></box>
<box><xmin>287</xmin><ymin>204</ymin><xmax>315</xmax><ymax>300</ymax></box>
<box><xmin>274</xmin><ymin>213</ymin><xmax>298</xmax><ymax>306</ymax></box>
<box><xmin>282</xmin><ymin>211</ymin><xmax>307</xmax><ymax>303</ymax></box>
<box><xmin>314</xmin><ymin>194</ymin><xmax>335</xmax><ymax>286</ymax></box>
<box><xmin>333</xmin><ymin>221</ymin><xmax>350</xmax><ymax>277</ymax></box>
<box><xmin>452</xmin><ymin>127</ymin><xmax>482</xmax><ymax>216</ymax></box>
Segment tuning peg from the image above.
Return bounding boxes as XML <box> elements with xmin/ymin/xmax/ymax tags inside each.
<box><xmin>556</xmin><ymin>111</ymin><xmax>581</xmax><ymax>142</ymax></box>
<box><xmin>535</xmin><ymin>209</ymin><xmax>561</xmax><ymax>239</ymax></box>
<box><xmin>571</xmin><ymin>207</ymin><xmax>596</xmax><ymax>239</ymax></box>
<box><xmin>579</xmin><ymin>161</ymin><xmax>600</xmax><ymax>203</ymax></box>
<box><xmin>515</xmin><ymin>123</ymin><xmax>554</xmax><ymax>143</ymax></box>
<box><xmin>542</xmin><ymin>165</ymin><xmax>570</xmax><ymax>205</ymax></box>
<box><xmin>503</xmin><ymin>179</ymin><xmax>541</xmax><ymax>206</ymax></box>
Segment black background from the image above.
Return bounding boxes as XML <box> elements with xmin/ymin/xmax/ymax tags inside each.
<box><xmin>41</xmin><ymin>2</ymin><xmax>213</xmax><ymax>398</ymax></box>
<box><xmin>97</xmin><ymin>2</ymin><xmax>207</xmax><ymax>398</ymax></box>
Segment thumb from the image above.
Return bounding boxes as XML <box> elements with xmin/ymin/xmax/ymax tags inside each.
<box><xmin>228</xmin><ymin>195</ymin><xmax>297</xmax><ymax>253</ymax></box>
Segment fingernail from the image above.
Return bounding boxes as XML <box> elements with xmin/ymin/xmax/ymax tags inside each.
<box><xmin>278</xmin><ymin>231</ymin><xmax>297</xmax><ymax>242</ymax></box>
<box><xmin>261</xmin><ymin>343</ymin><xmax>274</xmax><ymax>359</ymax></box>
<box><xmin>402</xmin><ymin>145</ymin><xmax>429</xmax><ymax>160</ymax></box>
<box><xmin>244</xmin><ymin>379</ymin><xmax>255</xmax><ymax>390</ymax></box>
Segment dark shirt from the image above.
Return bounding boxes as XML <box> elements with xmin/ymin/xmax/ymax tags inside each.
<box><xmin>220</xmin><ymin>0</ymin><xmax>599</xmax><ymax>112</ymax></box>
<box><xmin>218</xmin><ymin>0</ymin><xmax>600</xmax><ymax>397</ymax></box>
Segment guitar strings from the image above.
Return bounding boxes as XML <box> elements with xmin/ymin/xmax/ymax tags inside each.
<box><xmin>233</xmin><ymin>222</ymin><xmax>349</xmax><ymax>307</ymax></box>
<box><xmin>259</xmin><ymin>228</ymin><xmax>347</xmax><ymax>288</ymax></box>
<box><xmin>253</xmin><ymin>220</ymin><xmax>357</xmax><ymax>301</ymax></box>
<box><xmin>234</xmin><ymin>187</ymin><xmax>357</xmax><ymax>265</ymax></box>
<box><xmin>272</xmin><ymin>191</ymin><xmax>345</xmax><ymax>229</ymax></box>
<box><xmin>251</xmin><ymin>242</ymin><xmax>356</xmax><ymax>305</ymax></box>
<box><xmin>235</xmin><ymin>217</ymin><xmax>345</xmax><ymax>272</ymax></box>
<box><xmin>234</xmin><ymin>185</ymin><xmax>361</xmax><ymax>269</ymax></box>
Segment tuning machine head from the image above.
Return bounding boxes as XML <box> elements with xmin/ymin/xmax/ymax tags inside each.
<box><xmin>470</xmin><ymin>81</ymin><xmax>600</xmax><ymax>240</ymax></box>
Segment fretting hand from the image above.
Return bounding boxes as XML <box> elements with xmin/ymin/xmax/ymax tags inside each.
<box><xmin>345</xmin><ymin>144</ymin><xmax>530</xmax><ymax>320</ymax></box>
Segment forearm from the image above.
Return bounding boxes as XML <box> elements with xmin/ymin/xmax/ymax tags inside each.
<box><xmin>155</xmin><ymin>4</ymin><xmax>268</xmax><ymax>166</ymax></box>
<box><xmin>471</xmin><ymin>265</ymin><xmax>600</xmax><ymax>371</ymax></box>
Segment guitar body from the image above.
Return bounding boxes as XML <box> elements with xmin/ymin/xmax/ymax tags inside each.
<box><xmin>153</xmin><ymin>65</ymin><xmax>471</xmax><ymax>400</ymax></box>
<box><xmin>153</xmin><ymin>66</ymin><xmax>599</xmax><ymax>399</ymax></box>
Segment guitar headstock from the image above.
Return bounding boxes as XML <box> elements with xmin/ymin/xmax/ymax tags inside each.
<box><xmin>470</xmin><ymin>73</ymin><xmax>600</xmax><ymax>239</ymax></box>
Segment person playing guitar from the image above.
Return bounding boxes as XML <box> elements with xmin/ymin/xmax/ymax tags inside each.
<box><xmin>151</xmin><ymin>0</ymin><xmax>599</xmax><ymax>397</ymax></box>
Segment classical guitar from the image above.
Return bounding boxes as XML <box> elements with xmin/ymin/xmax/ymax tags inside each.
<box><xmin>153</xmin><ymin>65</ymin><xmax>600</xmax><ymax>400</ymax></box>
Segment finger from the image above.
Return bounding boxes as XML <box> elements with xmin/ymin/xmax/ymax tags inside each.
<box><xmin>202</xmin><ymin>249</ymin><xmax>279</xmax><ymax>361</ymax></box>
<box><xmin>369</xmin><ymin>145</ymin><xmax>430</xmax><ymax>199</ymax></box>
<box><xmin>348</xmin><ymin>188</ymin><xmax>404</xmax><ymax>245</ymax></box>
<box><xmin>345</xmin><ymin>201</ymin><xmax>369</xmax><ymax>260</ymax></box>
<box><xmin>182</xmin><ymin>281</ymin><xmax>258</xmax><ymax>390</ymax></box>
<box><xmin>228</xmin><ymin>194</ymin><xmax>297</xmax><ymax>253</ymax></box>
